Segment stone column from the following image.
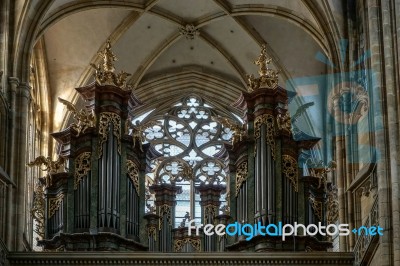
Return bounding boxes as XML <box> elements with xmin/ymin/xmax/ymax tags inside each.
<box><xmin>332</xmin><ymin>92</ymin><xmax>347</xmax><ymax>251</ymax></box>
<box><xmin>366</xmin><ymin>0</ymin><xmax>392</xmax><ymax>264</ymax></box>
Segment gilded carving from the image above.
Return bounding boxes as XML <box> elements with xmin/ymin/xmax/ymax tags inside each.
<box><xmin>148</xmin><ymin>225</ymin><xmax>157</xmax><ymax>241</ymax></box>
<box><xmin>307</xmin><ymin>160</ymin><xmax>336</xmax><ymax>190</ymax></box>
<box><xmin>282</xmin><ymin>155</ymin><xmax>298</xmax><ymax>192</ymax></box>
<box><xmin>247</xmin><ymin>44</ymin><xmax>279</xmax><ymax>91</ymax></box>
<box><xmin>276</xmin><ymin>111</ymin><xmax>291</xmax><ymax>134</ymax></box>
<box><xmin>49</xmin><ymin>194</ymin><xmax>64</xmax><ymax>218</ymax></box>
<box><xmin>211</xmin><ymin>116</ymin><xmax>246</xmax><ymax>149</ymax></box>
<box><xmin>326</xmin><ymin>186</ymin><xmax>339</xmax><ymax>225</ymax></box>
<box><xmin>174</xmin><ymin>238</ymin><xmax>201</xmax><ymax>252</ymax></box>
<box><xmin>127</xmin><ymin>160</ymin><xmax>140</xmax><ymax>193</ymax></box>
<box><xmin>158</xmin><ymin>204</ymin><xmax>172</xmax><ymax>230</ymax></box>
<box><xmin>98</xmin><ymin>112</ymin><xmax>121</xmax><ymax>158</ymax></box>
<box><xmin>203</xmin><ymin>204</ymin><xmax>218</xmax><ymax>222</ymax></box>
<box><xmin>253</xmin><ymin>114</ymin><xmax>275</xmax><ymax>159</ymax></box>
<box><xmin>74</xmin><ymin>152</ymin><xmax>91</xmax><ymax>190</ymax></box>
<box><xmin>154</xmin><ymin>158</ymin><xmax>193</xmax><ymax>185</ymax></box>
<box><xmin>31</xmin><ymin>178</ymin><xmax>45</xmax><ymax>238</ymax></box>
<box><xmin>90</xmin><ymin>40</ymin><xmax>131</xmax><ymax>88</ymax></box>
<box><xmin>58</xmin><ymin>97</ymin><xmax>96</xmax><ymax>136</ymax></box>
<box><xmin>27</xmin><ymin>155</ymin><xmax>65</xmax><ymax>187</ymax></box>
<box><xmin>235</xmin><ymin>161</ymin><xmax>248</xmax><ymax>196</ymax></box>
<box><xmin>309</xmin><ymin>195</ymin><xmax>323</xmax><ymax>221</ymax></box>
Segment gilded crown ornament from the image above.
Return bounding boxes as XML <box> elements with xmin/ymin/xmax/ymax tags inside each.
<box><xmin>247</xmin><ymin>44</ymin><xmax>279</xmax><ymax>91</ymax></box>
<box><xmin>90</xmin><ymin>39</ymin><xmax>131</xmax><ymax>88</ymax></box>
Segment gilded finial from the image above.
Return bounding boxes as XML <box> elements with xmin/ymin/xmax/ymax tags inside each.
<box><xmin>90</xmin><ymin>39</ymin><xmax>131</xmax><ymax>89</ymax></box>
<box><xmin>246</xmin><ymin>44</ymin><xmax>279</xmax><ymax>91</ymax></box>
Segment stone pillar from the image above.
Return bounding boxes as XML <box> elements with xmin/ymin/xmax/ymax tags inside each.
<box><xmin>366</xmin><ymin>0</ymin><xmax>392</xmax><ymax>264</ymax></box>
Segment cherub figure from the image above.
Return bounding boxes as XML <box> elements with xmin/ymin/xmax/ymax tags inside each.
<box><xmin>58</xmin><ymin>97</ymin><xmax>96</xmax><ymax>136</ymax></box>
<box><xmin>127</xmin><ymin>120</ymin><xmax>161</xmax><ymax>152</ymax></box>
<box><xmin>212</xmin><ymin>116</ymin><xmax>246</xmax><ymax>149</ymax></box>
<box><xmin>27</xmin><ymin>156</ymin><xmax>65</xmax><ymax>187</ymax></box>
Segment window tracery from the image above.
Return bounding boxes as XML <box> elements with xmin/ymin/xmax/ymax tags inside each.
<box><xmin>140</xmin><ymin>95</ymin><xmax>238</xmax><ymax>227</ymax></box>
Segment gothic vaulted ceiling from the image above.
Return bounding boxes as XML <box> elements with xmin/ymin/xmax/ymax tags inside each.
<box><xmin>31</xmin><ymin>0</ymin><xmax>344</xmax><ymax>132</ymax></box>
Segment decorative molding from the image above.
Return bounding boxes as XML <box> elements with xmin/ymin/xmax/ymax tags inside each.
<box><xmin>98</xmin><ymin>112</ymin><xmax>121</xmax><ymax>158</ymax></box>
<box><xmin>48</xmin><ymin>194</ymin><xmax>64</xmax><ymax>218</ymax></box>
<box><xmin>235</xmin><ymin>161</ymin><xmax>248</xmax><ymax>196</ymax></box>
<box><xmin>126</xmin><ymin>160</ymin><xmax>140</xmax><ymax>193</ymax></box>
<box><xmin>7</xmin><ymin>251</ymin><xmax>355</xmax><ymax>265</ymax></box>
<box><xmin>282</xmin><ymin>155</ymin><xmax>298</xmax><ymax>192</ymax></box>
<box><xmin>308</xmin><ymin>195</ymin><xmax>323</xmax><ymax>221</ymax></box>
<box><xmin>254</xmin><ymin>114</ymin><xmax>275</xmax><ymax>159</ymax></box>
<box><xmin>74</xmin><ymin>152</ymin><xmax>91</xmax><ymax>190</ymax></box>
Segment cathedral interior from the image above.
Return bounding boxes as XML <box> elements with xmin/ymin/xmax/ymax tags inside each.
<box><xmin>0</xmin><ymin>0</ymin><xmax>399</xmax><ymax>265</ymax></box>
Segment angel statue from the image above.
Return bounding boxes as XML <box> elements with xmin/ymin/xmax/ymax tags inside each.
<box><xmin>58</xmin><ymin>97</ymin><xmax>96</xmax><ymax>136</ymax></box>
<box><xmin>27</xmin><ymin>156</ymin><xmax>66</xmax><ymax>187</ymax></box>
<box><xmin>126</xmin><ymin>120</ymin><xmax>161</xmax><ymax>152</ymax></box>
<box><xmin>212</xmin><ymin>116</ymin><xmax>246</xmax><ymax>149</ymax></box>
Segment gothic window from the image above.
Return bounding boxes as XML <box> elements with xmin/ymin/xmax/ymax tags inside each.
<box><xmin>139</xmin><ymin>95</ymin><xmax>237</xmax><ymax>227</ymax></box>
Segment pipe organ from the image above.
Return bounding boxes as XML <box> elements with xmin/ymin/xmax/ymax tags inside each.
<box><xmin>29</xmin><ymin>43</ymin><xmax>337</xmax><ymax>252</ymax></box>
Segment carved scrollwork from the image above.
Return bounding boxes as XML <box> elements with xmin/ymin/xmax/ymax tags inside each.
<box><xmin>98</xmin><ymin>112</ymin><xmax>121</xmax><ymax>158</ymax></box>
<box><xmin>282</xmin><ymin>155</ymin><xmax>298</xmax><ymax>192</ymax></box>
<box><xmin>203</xmin><ymin>204</ymin><xmax>218</xmax><ymax>222</ymax></box>
<box><xmin>309</xmin><ymin>195</ymin><xmax>323</xmax><ymax>221</ymax></box>
<box><xmin>158</xmin><ymin>204</ymin><xmax>172</xmax><ymax>230</ymax></box>
<box><xmin>148</xmin><ymin>225</ymin><xmax>157</xmax><ymax>241</ymax></box>
<box><xmin>174</xmin><ymin>238</ymin><xmax>201</xmax><ymax>252</ymax></box>
<box><xmin>326</xmin><ymin>185</ymin><xmax>339</xmax><ymax>224</ymax></box>
<box><xmin>31</xmin><ymin>178</ymin><xmax>46</xmax><ymax>238</ymax></box>
<box><xmin>254</xmin><ymin>114</ymin><xmax>275</xmax><ymax>159</ymax></box>
<box><xmin>48</xmin><ymin>194</ymin><xmax>64</xmax><ymax>218</ymax></box>
<box><xmin>127</xmin><ymin>160</ymin><xmax>140</xmax><ymax>193</ymax></box>
<box><xmin>74</xmin><ymin>152</ymin><xmax>91</xmax><ymax>190</ymax></box>
<box><xmin>235</xmin><ymin>161</ymin><xmax>248</xmax><ymax>196</ymax></box>
<box><xmin>276</xmin><ymin>111</ymin><xmax>291</xmax><ymax>134</ymax></box>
